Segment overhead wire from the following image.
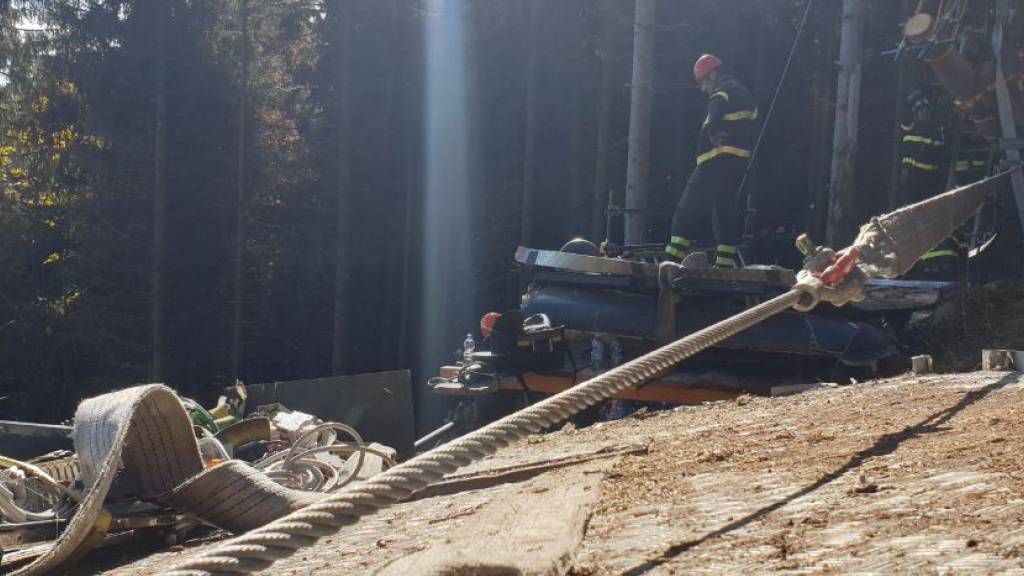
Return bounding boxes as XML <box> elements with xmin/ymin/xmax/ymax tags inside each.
<box><xmin>738</xmin><ymin>0</ymin><xmax>817</xmax><ymax>241</ymax></box>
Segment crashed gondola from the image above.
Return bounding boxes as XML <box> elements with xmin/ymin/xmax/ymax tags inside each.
<box><xmin>429</xmin><ymin>244</ymin><xmax>957</xmax><ymax>419</ymax></box>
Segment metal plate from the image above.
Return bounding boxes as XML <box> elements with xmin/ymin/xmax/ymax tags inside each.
<box><xmin>245</xmin><ymin>371</ymin><xmax>415</xmax><ymax>458</ymax></box>
<box><xmin>856</xmin><ymin>279</ymin><xmax>956</xmax><ymax>311</ymax></box>
<box><xmin>515</xmin><ymin>246</ymin><xmax>658</xmax><ymax>277</ymax></box>
<box><xmin>0</xmin><ymin>421</ymin><xmax>73</xmax><ymax>460</ymax></box>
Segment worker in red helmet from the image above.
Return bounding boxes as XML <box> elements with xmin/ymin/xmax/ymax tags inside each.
<box><xmin>665</xmin><ymin>54</ymin><xmax>759</xmax><ymax>268</ymax></box>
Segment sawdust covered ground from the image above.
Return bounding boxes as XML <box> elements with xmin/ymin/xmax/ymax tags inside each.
<box><xmin>97</xmin><ymin>371</ymin><xmax>1024</xmax><ymax>574</ymax></box>
<box><xmin>913</xmin><ymin>279</ymin><xmax>1024</xmax><ymax>372</ymax></box>
<box><xmin>575</xmin><ymin>371</ymin><xmax>1024</xmax><ymax>574</ymax></box>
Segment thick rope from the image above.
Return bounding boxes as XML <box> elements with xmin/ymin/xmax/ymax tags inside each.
<box><xmin>167</xmin><ymin>289</ymin><xmax>803</xmax><ymax>576</ymax></box>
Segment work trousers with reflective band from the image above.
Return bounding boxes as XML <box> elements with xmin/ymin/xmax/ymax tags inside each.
<box><xmin>901</xmin><ymin>163</ymin><xmax>946</xmax><ymax>205</ymax></box>
<box><xmin>907</xmin><ymin>236</ymin><xmax>961</xmax><ymax>280</ymax></box>
<box><xmin>668</xmin><ymin>155</ymin><xmax>745</xmax><ymax>265</ymax></box>
<box><xmin>954</xmin><ymin>160</ymin><xmax>988</xmax><ymax>187</ymax></box>
<box><xmin>899</xmin><ymin>163</ymin><xmax>958</xmax><ymax>279</ymax></box>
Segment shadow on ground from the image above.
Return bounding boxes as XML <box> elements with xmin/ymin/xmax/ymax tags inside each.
<box><xmin>617</xmin><ymin>373</ymin><xmax>1019</xmax><ymax>576</ymax></box>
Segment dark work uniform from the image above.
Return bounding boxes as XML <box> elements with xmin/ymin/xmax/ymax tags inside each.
<box><xmin>899</xmin><ymin>104</ymin><xmax>959</xmax><ymax>279</ymax></box>
<box><xmin>945</xmin><ymin>128</ymin><xmax>991</xmax><ymax>265</ymax></box>
<box><xmin>900</xmin><ymin>118</ymin><xmax>947</xmax><ymax>202</ymax></box>
<box><xmin>666</xmin><ymin>75</ymin><xmax>758</xmax><ymax>267</ymax></box>
<box><xmin>954</xmin><ymin>128</ymin><xmax>990</xmax><ymax>187</ymax></box>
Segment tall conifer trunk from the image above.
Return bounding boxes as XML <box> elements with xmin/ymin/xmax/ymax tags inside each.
<box><xmin>150</xmin><ymin>0</ymin><xmax>168</xmax><ymax>382</ymax></box>
<box><xmin>230</xmin><ymin>0</ymin><xmax>250</xmax><ymax>384</ymax></box>
<box><xmin>624</xmin><ymin>0</ymin><xmax>656</xmax><ymax>245</ymax></box>
<box><xmin>331</xmin><ymin>0</ymin><xmax>353</xmax><ymax>375</ymax></box>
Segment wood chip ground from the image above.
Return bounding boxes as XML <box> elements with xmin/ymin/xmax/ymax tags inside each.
<box><xmin>93</xmin><ymin>371</ymin><xmax>1024</xmax><ymax>575</ymax></box>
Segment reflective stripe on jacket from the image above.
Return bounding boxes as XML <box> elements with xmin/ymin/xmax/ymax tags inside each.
<box><xmin>899</xmin><ymin>120</ymin><xmax>947</xmax><ymax>174</ymax></box>
<box><xmin>696</xmin><ymin>76</ymin><xmax>758</xmax><ymax>166</ymax></box>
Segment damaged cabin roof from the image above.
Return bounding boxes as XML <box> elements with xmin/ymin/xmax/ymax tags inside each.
<box><xmin>95</xmin><ymin>371</ymin><xmax>1024</xmax><ymax>575</ymax></box>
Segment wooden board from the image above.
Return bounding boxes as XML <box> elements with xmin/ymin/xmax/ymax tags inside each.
<box><xmin>376</xmin><ymin>459</ymin><xmax>614</xmax><ymax>576</ymax></box>
<box><xmin>411</xmin><ymin>445</ymin><xmax>647</xmax><ymax>501</ymax></box>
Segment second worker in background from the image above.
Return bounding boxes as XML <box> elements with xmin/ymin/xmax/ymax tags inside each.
<box><xmin>898</xmin><ymin>91</ymin><xmax>961</xmax><ymax>279</ymax></box>
<box><xmin>665</xmin><ymin>54</ymin><xmax>758</xmax><ymax>268</ymax></box>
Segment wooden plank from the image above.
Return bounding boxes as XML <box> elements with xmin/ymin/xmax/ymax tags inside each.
<box><xmin>771</xmin><ymin>383</ymin><xmax>828</xmax><ymax>397</ymax></box>
<box><xmin>412</xmin><ymin>445</ymin><xmax>647</xmax><ymax>502</ymax></box>
<box><xmin>827</xmin><ymin>0</ymin><xmax>864</xmax><ymax>245</ymax></box>
<box><xmin>376</xmin><ymin>459</ymin><xmax>613</xmax><ymax>576</ymax></box>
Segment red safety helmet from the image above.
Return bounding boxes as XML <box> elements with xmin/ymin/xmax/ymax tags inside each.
<box><xmin>693</xmin><ymin>53</ymin><xmax>723</xmax><ymax>83</ymax></box>
<box><xmin>480</xmin><ymin>311</ymin><xmax>502</xmax><ymax>339</ymax></box>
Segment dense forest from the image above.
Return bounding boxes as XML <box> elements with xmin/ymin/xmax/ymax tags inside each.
<box><xmin>1</xmin><ymin>0</ymin><xmax>916</xmax><ymax>430</ymax></box>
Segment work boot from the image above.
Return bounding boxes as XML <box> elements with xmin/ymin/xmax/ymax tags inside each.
<box><xmin>680</xmin><ymin>251</ymin><xmax>711</xmax><ymax>268</ymax></box>
<box><xmin>664</xmin><ymin>236</ymin><xmax>693</xmax><ymax>263</ymax></box>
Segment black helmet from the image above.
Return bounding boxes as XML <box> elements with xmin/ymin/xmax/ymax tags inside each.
<box><xmin>559</xmin><ymin>237</ymin><xmax>599</xmax><ymax>256</ymax></box>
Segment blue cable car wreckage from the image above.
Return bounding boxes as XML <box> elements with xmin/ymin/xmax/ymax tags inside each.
<box><xmin>516</xmin><ymin>246</ymin><xmax>950</xmax><ymax>366</ymax></box>
<box><xmin>426</xmin><ymin>244</ymin><xmax>956</xmax><ymax>440</ymax></box>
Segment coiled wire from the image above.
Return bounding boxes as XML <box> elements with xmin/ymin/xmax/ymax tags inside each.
<box><xmin>0</xmin><ymin>455</ymin><xmax>79</xmax><ymax>524</ymax></box>
<box><xmin>253</xmin><ymin>422</ymin><xmax>395</xmax><ymax>493</ymax></box>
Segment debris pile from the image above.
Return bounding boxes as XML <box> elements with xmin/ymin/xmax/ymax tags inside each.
<box><xmin>181</xmin><ymin>384</ymin><xmax>397</xmax><ymax>493</ymax></box>
<box><xmin>0</xmin><ymin>381</ymin><xmax>396</xmax><ymax>573</ymax></box>
<box><xmin>0</xmin><ymin>452</ymin><xmax>77</xmax><ymax>525</ymax></box>
<box><xmin>912</xmin><ymin>279</ymin><xmax>1024</xmax><ymax>371</ymax></box>
<box><xmin>249</xmin><ymin>405</ymin><xmax>396</xmax><ymax>492</ymax></box>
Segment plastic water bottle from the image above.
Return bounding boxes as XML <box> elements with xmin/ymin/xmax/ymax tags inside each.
<box><xmin>610</xmin><ymin>339</ymin><xmax>623</xmax><ymax>367</ymax></box>
<box><xmin>462</xmin><ymin>333</ymin><xmax>476</xmax><ymax>363</ymax></box>
<box><xmin>590</xmin><ymin>336</ymin><xmax>605</xmax><ymax>373</ymax></box>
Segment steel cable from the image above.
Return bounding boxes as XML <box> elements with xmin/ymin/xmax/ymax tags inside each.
<box><xmin>167</xmin><ymin>289</ymin><xmax>802</xmax><ymax>576</ymax></box>
<box><xmin>253</xmin><ymin>422</ymin><xmax>382</xmax><ymax>493</ymax></box>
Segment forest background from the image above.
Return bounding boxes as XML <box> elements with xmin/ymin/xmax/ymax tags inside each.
<box><xmin>0</xmin><ymin>0</ymin><xmax>912</xmax><ymax>430</ymax></box>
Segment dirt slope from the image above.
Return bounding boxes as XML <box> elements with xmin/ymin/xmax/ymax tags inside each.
<box><xmin>98</xmin><ymin>371</ymin><xmax>1024</xmax><ymax>575</ymax></box>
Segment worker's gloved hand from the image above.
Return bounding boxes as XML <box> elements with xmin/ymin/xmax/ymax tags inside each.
<box><xmin>602</xmin><ymin>241</ymin><xmax>626</xmax><ymax>258</ymax></box>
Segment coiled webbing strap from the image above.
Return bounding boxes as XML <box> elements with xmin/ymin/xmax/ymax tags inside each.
<box><xmin>13</xmin><ymin>385</ymin><xmax>318</xmax><ymax>576</ymax></box>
